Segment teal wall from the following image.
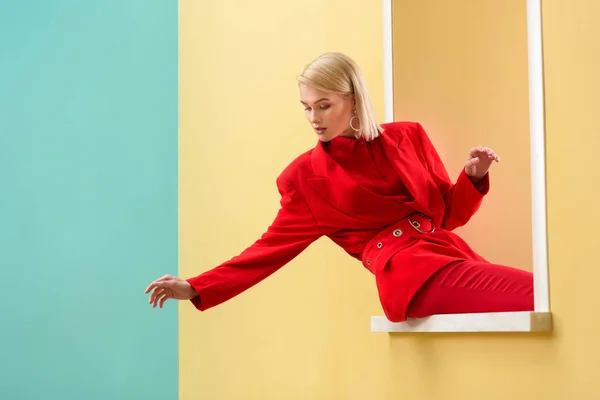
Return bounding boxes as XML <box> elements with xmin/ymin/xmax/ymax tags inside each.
<box><xmin>0</xmin><ymin>1</ymin><xmax>178</xmax><ymax>399</ymax></box>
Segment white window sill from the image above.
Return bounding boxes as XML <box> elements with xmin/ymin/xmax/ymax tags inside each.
<box><xmin>371</xmin><ymin>311</ymin><xmax>552</xmax><ymax>333</ymax></box>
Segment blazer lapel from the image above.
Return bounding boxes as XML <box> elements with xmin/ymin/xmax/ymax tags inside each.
<box><xmin>379</xmin><ymin>131</ymin><xmax>446</xmax><ymax>226</ymax></box>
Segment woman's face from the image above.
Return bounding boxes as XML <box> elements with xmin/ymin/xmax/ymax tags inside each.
<box><xmin>299</xmin><ymin>83</ymin><xmax>356</xmax><ymax>142</ymax></box>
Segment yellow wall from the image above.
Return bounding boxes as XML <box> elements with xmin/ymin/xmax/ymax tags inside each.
<box><xmin>180</xmin><ymin>0</ymin><xmax>600</xmax><ymax>398</ymax></box>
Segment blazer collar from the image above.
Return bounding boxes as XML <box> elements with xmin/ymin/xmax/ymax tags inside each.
<box><xmin>310</xmin><ymin>139</ymin><xmax>332</xmax><ymax>177</ymax></box>
<box><xmin>307</xmin><ymin>136</ymin><xmax>414</xmax><ymax>225</ymax></box>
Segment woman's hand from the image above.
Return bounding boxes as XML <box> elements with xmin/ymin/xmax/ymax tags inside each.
<box><xmin>464</xmin><ymin>146</ymin><xmax>500</xmax><ymax>182</ymax></box>
<box><xmin>144</xmin><ymin>274</ymin><xmax>198</xmax><ymax>308</ymax></box>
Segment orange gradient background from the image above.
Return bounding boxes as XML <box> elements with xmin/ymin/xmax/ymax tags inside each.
<box><xmin>392</xmin><ymin>0</ymin><xmax>532</xmax><ymax>271</ymax></box>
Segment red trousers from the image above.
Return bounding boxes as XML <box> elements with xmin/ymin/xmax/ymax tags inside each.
<box><xmin>406</xmin><ymin>261</ymin><xmax>534</xmax><ymax>318</ymax></box>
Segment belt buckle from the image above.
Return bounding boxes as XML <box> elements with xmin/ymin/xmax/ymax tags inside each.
<box><xmin>408</xmin><ymin>212</ymin><xmax>435</xmax><ymax>234</ymax></box>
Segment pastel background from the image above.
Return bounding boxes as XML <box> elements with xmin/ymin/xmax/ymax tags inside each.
<box><xmin>180</xmin><ymin>0</ymin><xmax>600</xmax><ymax>399</ymax></box>
<box><xmin>0</xmin><ymin>1</ymin><xmax>178</xmax><ymax>399</ymax></box>
<box><xmin>3</xmin><ymin>0</ymin><xmax>600</xmax><ymax>399</ymax></box>
<box><xmin>392</xmin><ymin>0</ymin><xmax>532</xmax><ymax>271</ymax></box>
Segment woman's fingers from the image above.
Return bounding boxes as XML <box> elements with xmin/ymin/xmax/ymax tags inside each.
<box><xmin>468</xmin><ymin>146</ymin><xmax>484</xmax><ymax>158</ymax></box>
<box><xmin>152</xmin><ymin>289</ymin><xmax>170</xmax><ymax>308</ymax></box>
<box><xmin>157</xmin><ymin>289</ymin><xmax>173</xmax><ymax>308</ymax></box>
<box><xmin>144</xmin><ymin>275</ymin><xmax>174</xmax><ymax>294</ymax></box>
<box><xmin>465</xmin><ymin>157</ymin><xmax>480</xmax><ymax>169</ymax></box>
<box><xmin>149</xmin><ymin>284</ymin><xmax>171</xmax><ymax>306</ymax></box>
<box><xmin>144</xmin><ymin>282</ymin><xmax>155</xmax><ymax>294</ymax></box>
<box><xmin>149</xmin><ymin>287</ymin><xmax>163</xmax><ymax>306</ymax></box>
<box><xmin>483</xmin><ymin>148</ymin><xmax>499</xmax><ymax>161</ymax></box>
<box><xmin>154</xmin><ymin>291</ymin><xmax>167</xmax><ymax>308</ymax></box>
<box><xmin>145</xmin><ymin>275</ymin><xmax>191</xmax><ymax>307</ymax></box>
<box><xmin>469</xmin><ymin>146</ymin><xmax>500</xmax><ymax>162</ymax></box>
<box><xmin>158</xmin><ymin>293</ymin><xmax>169</xmax><ymax>308</ymax></box>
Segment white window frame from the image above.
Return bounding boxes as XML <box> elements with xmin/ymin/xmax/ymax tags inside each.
<box><xmin>372</xmin><ymin>0</ymin><xmax>551</xmax><ymax>333</ymax></box>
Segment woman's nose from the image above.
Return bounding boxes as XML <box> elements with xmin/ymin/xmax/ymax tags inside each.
<box><xmin>309</xmin><ymin>111</ymin><xmax>320</xmax><ymax>123</ymax></box>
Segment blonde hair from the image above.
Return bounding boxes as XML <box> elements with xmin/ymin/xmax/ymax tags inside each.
<box><xmin>297</xmin><ymin>52</ymin><xmax>383</xmax><ymax>141</ymax></box>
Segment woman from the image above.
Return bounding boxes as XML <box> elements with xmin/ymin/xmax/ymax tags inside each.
<box><xmin>145</xmin><ymin>52</ymin><xmax>533</xmax><ymax>322</ymax></box>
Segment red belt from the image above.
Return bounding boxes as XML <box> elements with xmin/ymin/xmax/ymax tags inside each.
<box><xmin>362</xmin><ymin>212</ymin><xmax>436</xmax><ymax>274</ymax></box>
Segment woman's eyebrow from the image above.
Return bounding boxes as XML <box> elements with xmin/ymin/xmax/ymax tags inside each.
<box><xmin>300</xmin><ymin>98</ymin><xmax>330</xmax><ymax>105</ymax></box>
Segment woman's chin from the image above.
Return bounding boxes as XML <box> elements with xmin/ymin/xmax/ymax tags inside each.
<box><xmin>317</xmin><ymin>134</ymin><xmax>335</xmax><ymax>142</ymax></box>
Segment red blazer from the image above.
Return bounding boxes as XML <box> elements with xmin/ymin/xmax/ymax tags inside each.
<box><xmin>187</xmin><ymin>121</ymin><xmax>490</xmax><ymax>317</ymax></box>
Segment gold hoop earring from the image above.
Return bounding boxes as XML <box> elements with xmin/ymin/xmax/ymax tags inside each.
<box><xmin>349</xmin><ymin>115</ymin><xmax>360</xmax><ymax>132</ymax></box>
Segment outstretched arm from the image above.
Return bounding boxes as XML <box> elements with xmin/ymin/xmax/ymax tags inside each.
<box><xmin>183</xmin><ymin>174</ymin><xmax>322</xmax><ymax>311</ymax></box>
<box><xmin>145</xmin><ymin>174</ymin><xmax>321</xmax><ymax>310</ymax></box>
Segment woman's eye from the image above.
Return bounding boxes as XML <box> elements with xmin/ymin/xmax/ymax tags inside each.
<box><xmin>304</xmin><ymin>105</ymin><xmax>330</xmax><ymax>111</ymax></box>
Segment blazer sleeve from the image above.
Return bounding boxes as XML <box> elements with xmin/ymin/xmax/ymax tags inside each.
<box><xmin>185</xmin><ymin>174</ymin><xmax>322</xmax><ymax>311</ymax></box>
<box><xmin>415</xmin><ymin>122</ymin><xmax>490</xmax><ymax>231</ymax></box>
